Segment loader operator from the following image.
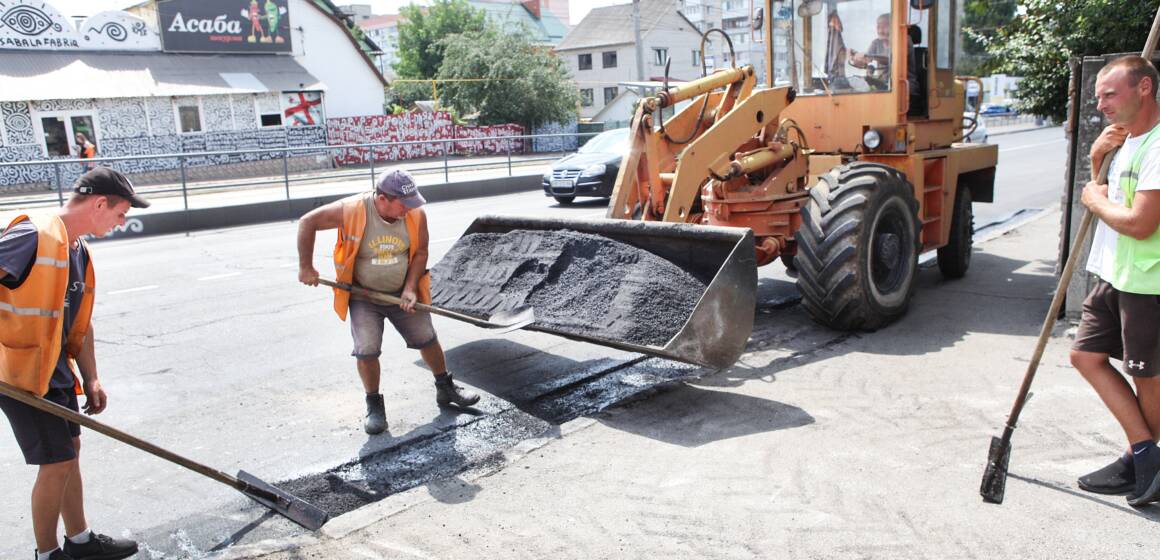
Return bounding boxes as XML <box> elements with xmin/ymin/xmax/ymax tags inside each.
<box><xmin>1073</xmin><ymin>55</ymin><xmax>1160</xmax><ymax>507</ymax></box>
<box><xmin>297</xmin><ymin>168</ymin><xmax>479</xmax><ymax>435</ymax></box>
<box><xmin>0</xmin><ymin>168</ymin><xmax>147</xmax><ymax>560</ymax></box>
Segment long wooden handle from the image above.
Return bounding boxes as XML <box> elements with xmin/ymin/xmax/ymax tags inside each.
<box><xmin>316</xmin><ymin>277</ymin><xmax>487</xmax><ymax>325</ymax></box>
<box><xmin>0</xmin><ymin>380</ymin><xmax>276</xmax><ymax>501</ymax></box>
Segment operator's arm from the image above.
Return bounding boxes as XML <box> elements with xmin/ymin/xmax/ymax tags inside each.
<box><xmin>1082</xmin><ymin>185</ymin><xmax>1160</xmax><ymax>240</ymax></box>
<box><xmin>74</xmin><ymin>330</ymin><xmax>107</xmax><ymax>415</ymax></box>
<box><xmin>399</xmin><ymin>209</ymin><xmax>429</xmax><ymax>313</ymax></box>
<box><xmin>297</xmin><ymin>201</ymin><xmax>344</xmax><ymax>285</ymax></box>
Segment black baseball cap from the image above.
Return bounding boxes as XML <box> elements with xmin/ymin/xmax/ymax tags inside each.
<box><xmin>74</xmin><ymin>167</ymin><xmax>150</xmax><ymax>208</ymax></box>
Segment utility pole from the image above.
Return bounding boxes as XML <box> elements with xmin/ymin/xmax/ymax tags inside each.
<box><xmin>633</xmin><ymin>0</ymin><xmax>645</xmax><ymax>81</ymax></box>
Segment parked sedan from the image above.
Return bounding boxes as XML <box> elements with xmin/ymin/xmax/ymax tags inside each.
<box><xmin>542</xmin><ymin>128</ymin><xmax>630</xmax><ymax>205</ymax></box>
<box><xmin>963</xmin><ymin>113</ymin><xmax>989</xmax><ymax>143</ymax></box>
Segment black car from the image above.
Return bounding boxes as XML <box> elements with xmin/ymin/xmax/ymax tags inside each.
<box><xmin>542</xmin><ymin>128</ymin><xmax>629</xmax><ymax>205</ymax></box>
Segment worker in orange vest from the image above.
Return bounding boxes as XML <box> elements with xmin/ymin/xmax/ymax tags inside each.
<box><xmin>297</xmin><ymin>168</ymin><xmax>479</xmax><ymax>435</ymax></box>
<box><xmin>0</xmin><ymin>168</ymin><xmax>149</xmax><ymax>560</ymax></box>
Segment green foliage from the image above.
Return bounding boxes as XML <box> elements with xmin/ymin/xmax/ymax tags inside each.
<box><xmin>387</xmin><ymin>80</ymin><xmax>434</xmax><ymax>106</ymax></box>
<box><xmin>394</xmin><ymin>0</ymin><xmax>487</xmax><ymax>79</ymax></box>
<box><xmin>985</xmin><ymin>0</ymin><xmax>1160</xmax><ymax>123</ymax></box>
<box><xmin>436</xmin><ymin>25</ymin><xmax>580</xmax><ymax>126</ymax></box>
<box><xmin>959</xmin><ymin>0</ymin><xmax>1016</xmax><ymax>77</ymax></box>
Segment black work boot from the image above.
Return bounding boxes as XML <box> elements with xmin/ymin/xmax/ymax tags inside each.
<box><xmin>62</xmin><ymin>531</ymin><xmax>138</xmax><ymax>560</ymax></box>
<box><xmin>1078</xmin><ymin>453</ymin><xmax>1135</xmax><ymax>494</ymax></box>
<box><xmin>434</xmin><ymin>372</ymin><xmax>480</xmax><ymax>408</ymax></box>
<box><xmin>364</xmin><ymin>393</ymin><xmax>388</xmax><ymax>435</ymax></box>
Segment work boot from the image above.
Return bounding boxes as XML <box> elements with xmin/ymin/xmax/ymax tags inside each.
<box><xmin>364</xmin><ymin>393</ymin><xmax>388</xmax><ymax>435</ymax></box>
<box><xmin>62</xmin><ymin>532</ymin><xmax>138</xmax><ymax>560</ymax></box>
<box><xmin>434</xmin><ymin>372</ymin><xmax>480</xmax><ymax>408</ymax></box>
<box><xmin>1078</xmin><ymin>453</ymin><xmax>1135</xmax><ymax>494</ymax></box>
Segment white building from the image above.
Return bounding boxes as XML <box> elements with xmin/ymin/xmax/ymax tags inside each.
<box><xmin>556</xmin><ymin>0</ymin><xmax>702</xmax><ymax>120</ymax></box>
<box><xmin>679</xmin><ymin>0</ymin><xmax>770</xmax><ymax>82</ymax></box>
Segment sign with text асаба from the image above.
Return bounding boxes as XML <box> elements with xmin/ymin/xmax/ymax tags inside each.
<box><xmin>158</xmin><ymin>0</ymin><xmax>291</xmax><ymax>53</ymax></box>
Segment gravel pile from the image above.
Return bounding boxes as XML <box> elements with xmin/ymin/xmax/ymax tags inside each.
<box><xmin>431</xmin><ymin>229</ymin><xmax>706</xmax><ymax>347</ymax></box>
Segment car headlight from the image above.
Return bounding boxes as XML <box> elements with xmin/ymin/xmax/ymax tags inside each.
<box><xmin>862</xmin><ymin>130</ymin><xmax>882</xmax><ymax>150</ymax></box>
<box><xmin>581</xmin><ymin>164</ymin><xmax>606</xmax><ymax>177</ymax></box>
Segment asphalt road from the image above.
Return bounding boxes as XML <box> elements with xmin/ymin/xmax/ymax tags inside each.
<box><xmin>0</xmin><ymin>128</ymin><xmax>1068</xmax><ymax>558</ymax></box>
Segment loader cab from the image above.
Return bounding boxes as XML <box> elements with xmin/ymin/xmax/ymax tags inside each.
<box><xmin>770</xmin><ymin>0</ymin><xmax>963</xmax><ymax>153</ymax></box>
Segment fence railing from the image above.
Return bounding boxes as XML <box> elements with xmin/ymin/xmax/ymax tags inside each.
<box><xmin>0</xmin><ymin>131</ymin><xmax>609</xmax><ymax>211</ymax></box>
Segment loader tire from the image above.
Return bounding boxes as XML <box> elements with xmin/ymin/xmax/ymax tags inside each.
<box><xmin>796</xmin><ymin>162</ymin><xmax>920</xmax><ymax>331</ymax></box>
<box><xmin>936</xmin><ymin>186</ymin><xmax>973</xmax><ymax>279</ymax></box>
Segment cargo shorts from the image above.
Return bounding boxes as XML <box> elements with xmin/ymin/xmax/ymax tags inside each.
<box><xmin>1073</xmin><ymin>279</ymin><xmax>1160</xmax><ymax>378</ymax></box>
<box><xmin>0</xmin><ymin>385</ymin><xmax>81</xmax><ymax>465</ymax></box>
<box><xmin>349</xmin><ymin>295</ymin><xmax>439</xmax><ymax>358</ymax></box>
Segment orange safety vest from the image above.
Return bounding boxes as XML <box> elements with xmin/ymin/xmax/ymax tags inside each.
<box><xmin>0</xmin><ymin>214</ymin><xmax>95</xmax><ymax>395</ymax></box>
<box><xmin>331</xmin><ymin>193</ymin><xmax>431</xmax><ymax>320</ymax></box>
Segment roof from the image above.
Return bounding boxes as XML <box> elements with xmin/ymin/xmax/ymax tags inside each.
<box><xmin>359</xmin><ymin>14</ymin><xmax>400</xmax><ymax>30</ymax></box>
<box><xmin>555</xmin><ymin>0</ymin><xmax>698</xmax><ymax>52</ymax></box>
<box><xmin>0</xmin><ymin>52</ymin><xmax>324</xmax><ymax>102</ymax></box>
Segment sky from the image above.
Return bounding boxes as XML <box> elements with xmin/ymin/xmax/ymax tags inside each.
<box><xmin>44</xmin><ymin>0</ymin><xmax>627</xmax><ymax>25</ymax></box>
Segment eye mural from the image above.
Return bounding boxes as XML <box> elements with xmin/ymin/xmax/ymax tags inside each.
<box><xmin>0</xmin><ymin>4</ymin><xmax>59</xmax><ymax>36</ymax></box>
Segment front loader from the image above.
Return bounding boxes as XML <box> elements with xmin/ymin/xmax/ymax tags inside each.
<box><xmin>434</xmin><ymin>0</ymin><xmax>997</xmax><ymax>368</ymax></box>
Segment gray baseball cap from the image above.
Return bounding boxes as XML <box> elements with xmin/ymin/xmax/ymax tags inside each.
<box><xmin>375</xmin><ymin>168</ymin><xmax>425</xmax><ymax>209</ymax></box>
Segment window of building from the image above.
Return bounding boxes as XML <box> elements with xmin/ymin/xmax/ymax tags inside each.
<box><xmin>578</xmin><ymin>53</ymin><xmax>592</xmax><ymax>70</ymax></box>
<box><xmin>602</xmin><ymin>51</ymin><xmax>617</xmax><ymax>68</ymax></box>
<box><xmin>652</xmin><ymin>47</ymin><xmax>668</xmax><ymax>66</ymax></box>
<box><xmin>692</xmin><ymin>50</ymin><xmax>702</xmax><ymax>66</ymax></box>
<box><xmin>725</xmin><ymin>0</ymin><xmax>742</xmax><ymax>10</ymax></box>
<box><xmin>603</xmin><ymin>86</ymin><xmax>618</xmax><ymax>105</ymax></box>
<box><xmin>260</xmin><ymin>113</ymin><xmax>283</xmax><ymax>127</ymax></box>
<box><xmin>580</xmin><ymin>88</ymin><xmax>594</xmax><ymax>107</ymax></box>
<box><xmin>177</xmin><ymin>103</ymin><xmax>202</xmax><ymax>133</ymax></box>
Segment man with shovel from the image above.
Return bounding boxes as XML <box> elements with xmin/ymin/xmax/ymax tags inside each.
<box><xmin>0</xmin><ymin>168</ymin><xmax>148</xmax><ymax>560</ymax></box>
<box><xmin>297</xmin><ymin>167</ymin><xmax>479</xmax><ymax>435</ymax></box>
<box><xmin>1073</xmin><ymin>55</ymin><xmax>1160</xmax><ymax>507</ymax></box>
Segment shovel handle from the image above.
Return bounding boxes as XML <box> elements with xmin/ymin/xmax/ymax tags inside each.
<box><xmin>0</xmin><ymin>380</ymin><xmax>278</xmax><ymax>502</ymax></box>
<box><xmin>316</xmin><ymin>277</ymin><xmax>487</xmax><ymax>325</ymax></box>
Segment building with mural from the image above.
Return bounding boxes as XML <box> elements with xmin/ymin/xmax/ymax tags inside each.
<box><xmin>0</xmin><ymin>0</ymin><xmax>386</xmax><ymax>188</ymax></box>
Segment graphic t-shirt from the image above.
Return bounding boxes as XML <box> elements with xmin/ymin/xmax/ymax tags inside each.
<box><xmin>354</xmin><ymin>193</ymin><xmax>410</xmax><ymax>294</ymax></box>
<box><xmin>1086</xmin><ymin>124</ymin><xmax>1160</xmax><ymax>281</ymax></box>
<box><xmin>0</xmin><ymin>219</ymin><xmax>89</xmax><ymax>389</ymax></box>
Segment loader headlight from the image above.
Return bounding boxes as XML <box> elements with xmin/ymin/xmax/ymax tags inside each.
<box><xmin>581</xmin><ymin>164</ymin><xmax>606</xmax><ymax>177</ymax></box>
<box><xmin>862</xmin><ymin>130</ymin><xmax>882</xmax><ymax>150</ymax></box>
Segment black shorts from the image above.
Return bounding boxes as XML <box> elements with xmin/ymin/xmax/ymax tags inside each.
<box><xmin>0</xmin><ymin>386</ymin><xmax>80</xmax><ymax>465</ymax></box>
<box><xmin>1073</xmin><ymin>279</ymin><xmax>1160</xmax><ymax>378</ymax></box>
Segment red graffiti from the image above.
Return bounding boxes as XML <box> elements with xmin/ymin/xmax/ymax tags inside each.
<box><xmin>285</xmin><ymin>93</ymin><xmax>322</xmax><ymax>125</ymax></box>
<box><xmin>326</xmin><ymin>112</ymin><xmax>524</xmax><ymax>165</ymax></box>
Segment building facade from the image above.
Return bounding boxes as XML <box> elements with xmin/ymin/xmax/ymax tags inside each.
<box><xmin>0</xmin><ymin>0</ymin><xmax>386</xmax><ymax>188</ymax></box>
<box><xmin>556</xmin><ymin>0</ymin><xmax>702</xmax><ymax>120</ymax></box>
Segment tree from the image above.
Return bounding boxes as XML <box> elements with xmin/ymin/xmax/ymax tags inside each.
<box><xmin>394</xmin><ymin>0</ymin><xmax>487</xmax><ymax>80</ymax></box>
<box><xmin>436</xmin><ymin>25</ymin><xmax>580</xmax><ymax>127</ymax></box>
<box><xmin>984</xmin><ymin>0</ymin><xmax>1160</xmax><ymax>123</ymax></box>
<box><xmin>958</xmin><ymin>0</ymin><xmax>1017</xmax><ymax>77</ymax></box>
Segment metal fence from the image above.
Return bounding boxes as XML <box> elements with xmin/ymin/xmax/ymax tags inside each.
<box><xmin>0</xmin><ymin>131</ymin><xmax>609</xmax><ymax>211</ymax></box>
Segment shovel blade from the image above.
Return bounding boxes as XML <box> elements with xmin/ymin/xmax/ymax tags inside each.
<box><xmin>236</xmin><ymin>470</ymin><xmax>329</xmax><ymax>531</ymax></box>
<box><xmin>980</xmin><ymin>436</ymin><xmax>1011</xmax><ymax>504</ymax></box>
<box><xmin>485</xmin><ymin>306</ymin><xmax>536</xmax><ymax>333</ymax></box>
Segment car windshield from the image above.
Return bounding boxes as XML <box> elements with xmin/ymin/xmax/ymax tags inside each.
<box><xmin>579</xmin><ymin>129</ymin><xmax>629</xmax><ymax>154</ymax></box>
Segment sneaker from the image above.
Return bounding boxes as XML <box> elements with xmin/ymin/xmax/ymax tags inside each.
<box><xmin>35</xmin><ymin>549</ymin><xmax>74</xmax><ymax>560</ymax></box>
<box><xmin>62</xmin><ymin>533</ymin><xmax>138</xmax><ymax>560</ymax></box>
<box><xmin>434</xmin><ymin>372</ymin><xmax>480</xmax><ymax>408</ymax></box>
<box><xmin>1127</xmin><ymin>444</ymin><xmax>1160</xmax><ymax>507</ymax></box>
<box><xmin>1078</xmin><ymin>454</ymin><xmax>1135</xmax><ymax>494</ymax></box>
<box><xmin>364</xmin><ymin>393</ymin><xmax>387</xmax><ymax>435</ymax></box>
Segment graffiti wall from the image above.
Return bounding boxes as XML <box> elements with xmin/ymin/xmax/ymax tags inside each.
<box><xmin>326</xmin><ymin>112</ymin><xmax>525</xmax><ymax>165</ymax></box>
<box><xmin>0</xmin><ymin>93</ymin><xmax>327</xmax><ymax>188</ymax></box>
<box><xmin>532</xmin><ymin>120</ymin><xmax>579</xmax><ymax>153</ymax></box>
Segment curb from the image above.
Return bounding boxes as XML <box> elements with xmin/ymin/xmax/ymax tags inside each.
<box><xmin>989</xmin><ymin>125</ymin><xmax>1056</xmax><ymax>137</ymax></box>
<box><xmin>97</xmin><ymin>173</ymin><xmax>544</xmax><ymax>241</ymax></box>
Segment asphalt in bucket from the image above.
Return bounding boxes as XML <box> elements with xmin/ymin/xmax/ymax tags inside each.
<box><xmin>431</xmin><ymin>229</ymin><xmax>707</xmax><ymax>347</ymax></box>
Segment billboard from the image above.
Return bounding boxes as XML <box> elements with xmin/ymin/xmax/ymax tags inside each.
<box><xmin>158</xmin><ymin>0</ymin><xmax>292</xmax><ymax>53</ymax></box>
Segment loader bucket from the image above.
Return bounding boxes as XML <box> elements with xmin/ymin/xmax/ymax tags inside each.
<box><xmin>435</xmin><ymin>215</ymin><xmax>756</xmax><ymax>369</ymax></box>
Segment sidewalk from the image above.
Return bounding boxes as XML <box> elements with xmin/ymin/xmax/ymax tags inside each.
<box><xmin>224</xmin><ymin>209</ymin><xmax>1157</xmax><ymax>560</ymax></box>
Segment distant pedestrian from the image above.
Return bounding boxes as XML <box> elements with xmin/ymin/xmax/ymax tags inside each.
<box><xmin>296</xmin><ymin>167</ymin><xmax>479</xmax><ymax>435</ymax></box>
<box><xmin>74</xmin><ymin>133</ymin><xmax>96</xmax><ymax>172</ymax></box>
<box><xmin>1072</xmin><ymin>55</ymin><xmax>1160</xmax><ymax>507</ymax></box>
<box><xmin>0</xmin><ymin>167</ymin><xmax>149</xmax><ymax>559</ymax></box>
